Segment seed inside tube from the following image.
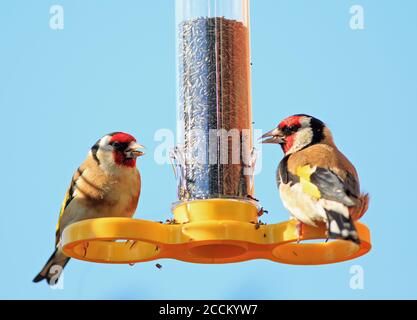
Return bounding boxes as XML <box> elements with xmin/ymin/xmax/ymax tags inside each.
<box><xmin>173</xmin><ymin>17</ymin><xmax>255</xmax><ymax>201</ymax></box>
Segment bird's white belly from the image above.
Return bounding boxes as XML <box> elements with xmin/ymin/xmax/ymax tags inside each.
<box><xmin>279</xmin><ymin>182</ymin><xmax>327</xmax><ymax>226</ymax></box>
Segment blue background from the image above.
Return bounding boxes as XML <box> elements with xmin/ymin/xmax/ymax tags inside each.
<box><xmin>1</xmin><ymin>0</ymin><xmax>416</xmax><ymax>299</ymax></box>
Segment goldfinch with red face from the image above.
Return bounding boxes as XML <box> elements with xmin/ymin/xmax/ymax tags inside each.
<box><xmin>261</xmin><ymin>115</ymin><xmax>369</xmax><ymax>244</ymax></box>
<box><xmin>33</xmin><ymin>132</ymin><xmax>145</xmax><ymax>284</ymax></box>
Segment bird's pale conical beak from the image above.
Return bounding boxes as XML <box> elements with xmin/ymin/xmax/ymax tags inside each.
<box><xmin>259</xmin><ymin>128</ymin><xmax>285</xmax><ymax>144</ymax></box>
<box><xmin>126</xmin><ymin>143</ymin><xmax>145</xmax><ymax>158</ymax></box>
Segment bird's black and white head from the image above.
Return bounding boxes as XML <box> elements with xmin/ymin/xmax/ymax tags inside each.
<box><xmin>260</xmin><ymin>114</ymin><xmax>327</xmax><ymax>155</ymax></box>
<box><xmin>90</xmin><ymin>132</ymin><xmax>145</xmax><ymax>172</ymax></box>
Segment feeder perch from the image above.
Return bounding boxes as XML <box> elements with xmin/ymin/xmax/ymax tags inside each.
<box><xmin>62</xmin><ymin>199</ymin><xmax>371</xmax><ymax>265</ymax></box>
<box><xmin>61</xmin><ymin>0</ymin><xmax>371</xmax><ymax>266</ymax></box>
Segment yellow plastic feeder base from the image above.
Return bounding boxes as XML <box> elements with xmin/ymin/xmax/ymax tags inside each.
<box><xmin>61</xmin><ymin>199</ymin><xmax>371</xmax><ymax>265</ymax></box>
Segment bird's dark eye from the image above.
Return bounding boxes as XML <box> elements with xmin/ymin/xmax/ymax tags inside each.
<box><xmin>282</xmin><ymin>125</ymin><xmax>299</xmax><ymax>135</ymax></box>
<box><xmin>112</xmin><ymin>142</ymin><xmax>128</xmax><ymax>151</ymax></box>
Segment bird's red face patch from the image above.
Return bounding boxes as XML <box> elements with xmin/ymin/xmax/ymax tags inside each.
<box><xmin>113</xmin><ymin>152</ymin><xmax>136</xmax><ymax>168</ymax></box>
<box><xmin>110</xmin><ymin>132</ymin><xmax>137</xmax><ymax>168</ymax></box>
<box><xmin>282</xmin><ymin>134</ymin><xmax>296</xmax><ymax>154</ymax></box>
<box><xmin>277</xmin><ymin>116</ymin><xmax>303</xmax><ymax>153</ymax></box>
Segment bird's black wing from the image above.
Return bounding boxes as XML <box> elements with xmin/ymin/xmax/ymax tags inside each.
<box><xmin>55</xmin><ymin>167</ymin><xmax>84</xmax><ymax>245</ymax></box>
<box><xmin>310</xmin><ymin>167</ymin><xmax>360</xmax><ymax>207</ymax></box>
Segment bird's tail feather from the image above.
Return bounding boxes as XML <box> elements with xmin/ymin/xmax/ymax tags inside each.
<box><xmin>33</xmin><ymin>248</ymin><xmax>70</xmax><ymax>285</ymax></box>
<box><xmin>350</xmin><ymin>193</ymin><xmax>370</xmax><ymax>221</ymax></box>
<box><xmin>326</xmin><ymin>210</ymin><xmax>360</xmax><ymax>244</ymax></box>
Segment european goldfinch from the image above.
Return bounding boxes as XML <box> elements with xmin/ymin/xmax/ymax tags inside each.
<box><xmin>261</xmin><ymin>115</ymin><xmax>369</xmax><ymax>244</ymax></box>
<box><xmin>33</xmin><ymin>132</ymin><xmax>145</xmax><ymax>284</ymax></box>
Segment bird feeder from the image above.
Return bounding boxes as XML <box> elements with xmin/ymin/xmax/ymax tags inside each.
<box><xmin>61</xmin><ymin>0</ymin><xmax>371</xmax><ymax>266</ymax></box>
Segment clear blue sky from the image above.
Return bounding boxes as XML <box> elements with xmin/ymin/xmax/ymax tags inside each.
<box><xmin>1</xmin><ymin>0</ymin><xmax>416</xmax><ymax>299</ymax></box>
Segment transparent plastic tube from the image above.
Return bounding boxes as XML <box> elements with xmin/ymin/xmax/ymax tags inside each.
<box><xmin>173</xmin><ymin>0</ymin><xmax>254</xmax><ymax>201</ymax></box>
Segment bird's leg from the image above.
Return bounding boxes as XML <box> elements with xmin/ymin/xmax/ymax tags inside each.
<box><xmin>325</xmin><ymin>222</ymin><xmax>330</xmax><ymax>243</ymax></box>
<box><xmin>296</xmin><ymin>222</ymin><xmax>304</xmax><ymax>244</ymax></box>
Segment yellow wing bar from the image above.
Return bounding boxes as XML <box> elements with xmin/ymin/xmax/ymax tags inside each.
<box><xmin>296</xmin><ymin>165</ymin><xmax>322</xmax><ymax>200</ymax></box>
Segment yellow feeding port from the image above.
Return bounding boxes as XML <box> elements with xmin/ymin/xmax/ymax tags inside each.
<box><xmin>61</xmin><ymin>199</ymin><xmax>371</xmax><ymax>265</ymax></box>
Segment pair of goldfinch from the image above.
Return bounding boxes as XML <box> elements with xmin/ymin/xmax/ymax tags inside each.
<box><xmin>34</xmin><ymin>115</ymin><xmax>368</xmax><ymax>285</ymax></box>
